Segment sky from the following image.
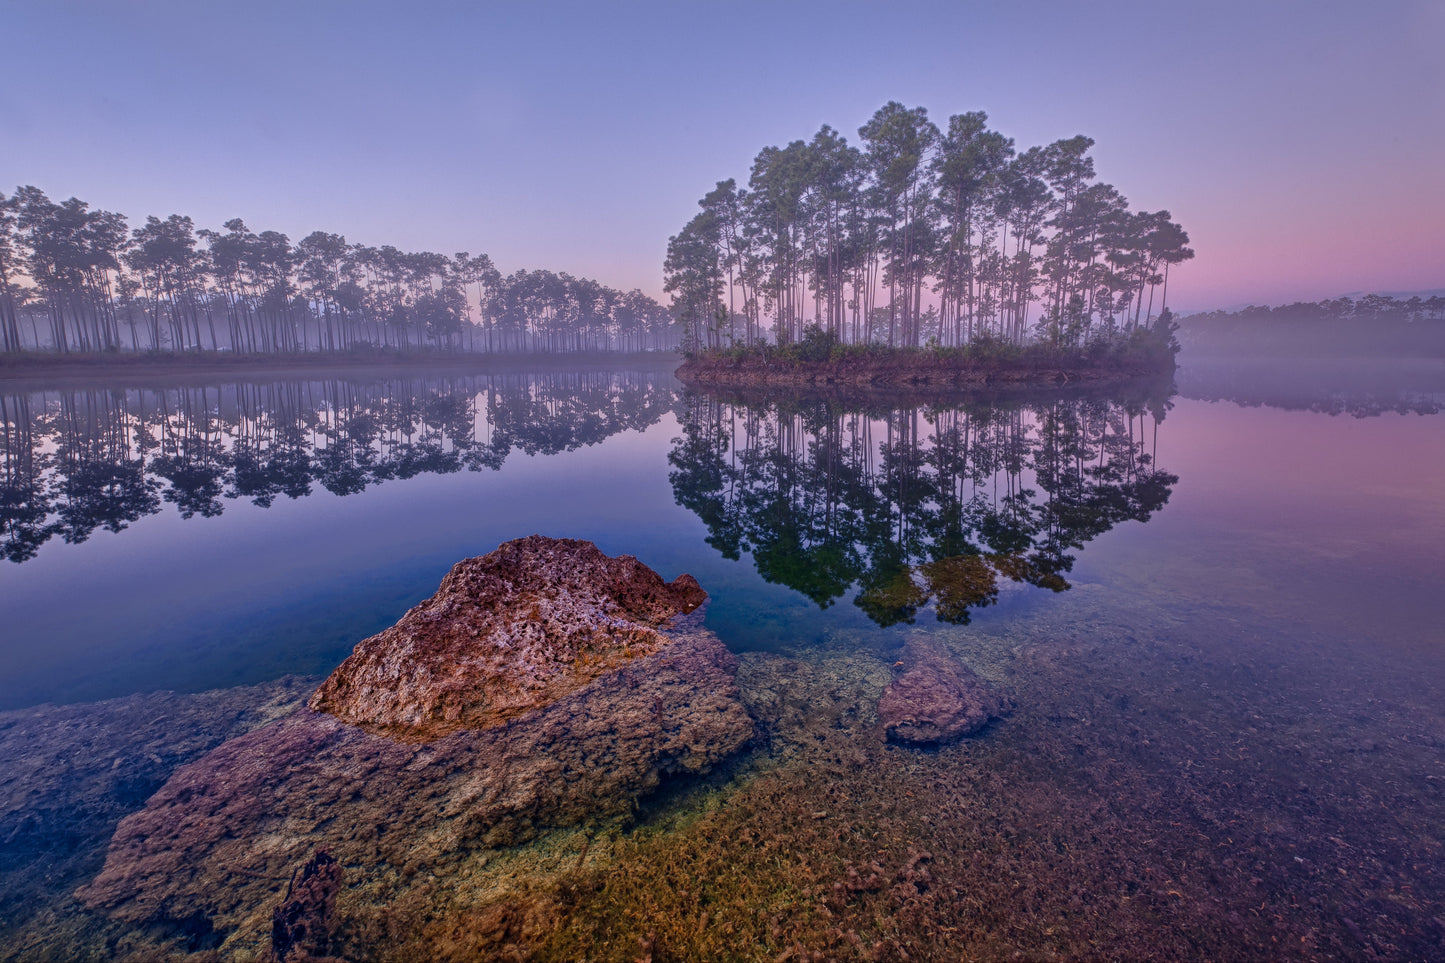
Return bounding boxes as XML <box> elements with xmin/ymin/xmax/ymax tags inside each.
<box><xmin>2</xmin><ymin>0</ymin><xmax>1441</xmax><ymax>312</ymax></box>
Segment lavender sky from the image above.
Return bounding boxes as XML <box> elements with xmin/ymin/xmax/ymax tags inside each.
<box><xmin>3</xmin><ymin>0</ymin><xmax>1440</xmax><ymax>312</ymax></box>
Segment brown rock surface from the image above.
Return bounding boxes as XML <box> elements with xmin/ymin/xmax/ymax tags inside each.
<box><xmin>77</xmin><ymin>538</ymin><xmax>751</xmax><ymax>955</ymax></box>
<box><xmin>878</xmin><ymin>639</ymin><xmax>1012</xmax><ymax>745</ymax></box>
<box><xmin>310</xmin><ymin>534</ymin><xmax>709</xmax><ymax>741</ymax></box>
<box><xmin>0</xmin><ymin>678</ymin><xmax>318</xmax><ymax>955</ymax></box>
<box><xmin>270</xmin><ymin>848</ymin><xmax>342</xmax><ymax>963</ymax></box>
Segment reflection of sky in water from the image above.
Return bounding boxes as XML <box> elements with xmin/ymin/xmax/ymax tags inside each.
<box><xmin>1111</xmin><ymin>399</ymin><xmax>1445</xmax><ymax>658</ymax></box>
<box><xmin>0</xmin><ymin>412</ymin><xmax>698</xmax><ymax>707</ymax></box>
<box><xmin>2</xmin><ymin>389</ymin><xmax>1443</xmax><ymax>710</ymax></box>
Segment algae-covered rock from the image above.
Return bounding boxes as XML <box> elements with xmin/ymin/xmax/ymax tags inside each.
<box><xmin>78</xmin><ymin>537</ymin><xmax>751</xmax><ymax>956</ymax></box>
<box><xmin>879</xmin><ymin>638</ymin><xmax>1012</xmax><ymax>745</ymax></box>
<box><xmin>311</xmin><ymin>534</ymin><xmax>709</xmax><ymax>741</ymax></box>
<box><xmin>270</xmin><ymin>848</ymin><xmax>342</xmax><ymax>963</ymax></box>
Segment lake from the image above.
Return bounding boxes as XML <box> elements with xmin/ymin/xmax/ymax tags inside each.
<box><xmin>2</xmin><ymin>358</ymin><xmax>1443</xmax><ymax>960</ymax></box>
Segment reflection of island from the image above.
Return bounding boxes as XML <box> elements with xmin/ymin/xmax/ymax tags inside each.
<box><xmin>670</xmin><ymin>386</ymin><xmax>1176</xmax><ymax>626</ymax></box>
<box><xmin>0</xmin><ymin>370</ymin><xmax>673</xmax><ymax>563</ymax></box>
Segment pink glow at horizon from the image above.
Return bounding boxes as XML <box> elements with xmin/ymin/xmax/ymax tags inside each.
<box><xmin>1165</xmin><ymin>149</ymin><xmax>1444</xmax><ymax>309</ymax></box>
<box><xmin>1173</xmin><ymin>212</ymin><xmax>1443</xmax><ymax>310</ymax></box>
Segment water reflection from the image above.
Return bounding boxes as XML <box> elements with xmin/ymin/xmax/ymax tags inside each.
<box><xmin>670</xmin><ymin>385</ymin><xmax>1177</xmax><ymax>627</ymax></box>
<box><xmin>1175</xmin><ymin>356</ymin><xmax>1445</xmax><ymax>416</ymax></box>
<box><xmin>0</xmin><ymin>371</ymin><xmax>673</xmax><ymax>563</ymax></box>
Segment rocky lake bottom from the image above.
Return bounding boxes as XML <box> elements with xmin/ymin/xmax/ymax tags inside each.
<box><xmin>5</xmin><ymin>571</ymin><xmax>1443</xmax><ymax>961</ymax></box>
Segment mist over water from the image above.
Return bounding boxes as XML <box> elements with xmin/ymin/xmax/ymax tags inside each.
<box><xmin>1172</xmin><ymin>301</ymin><xmax>1445</xmax><ymax>417</ymax></box>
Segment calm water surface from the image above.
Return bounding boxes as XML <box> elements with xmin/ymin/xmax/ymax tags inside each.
<box><xmin>2</xmin><ymin>362</ymin><xmax>1443</xmax><ymax>960</ymax></box>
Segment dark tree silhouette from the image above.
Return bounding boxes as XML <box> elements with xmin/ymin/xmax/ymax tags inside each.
<box><xmin>664</xmin><ymin>103</ymin><xmax>1195</xmax><ymax>351</ymax></box>
<box><xmin>0</xmin><ymin>187</ymin><xmax>683</xmax><ymax>356</ymax></box>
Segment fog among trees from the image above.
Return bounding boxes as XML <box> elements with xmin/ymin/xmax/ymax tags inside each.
<box><xmin>0</xmin><ymin>189</ymin><xmax>682</xmax><ymax>355</ymax></box>
<box><xmin>1175</xmin><ymin>295</ymin><xmax>1445</xmax><ymax>359</ymax></box>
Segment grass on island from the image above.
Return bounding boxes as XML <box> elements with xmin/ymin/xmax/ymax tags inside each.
<box><xmin>683</xmin><ymin>322</ymin><xmax>1179</xmax><ymax>374</ymax></box>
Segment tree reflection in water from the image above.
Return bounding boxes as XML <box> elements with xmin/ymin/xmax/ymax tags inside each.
<box><xmin>0</xmin><ymin>371</ymin><xmax>673</xmax><ymax>563</ymax></box>
<box><xmin>669</xmin><ymin>386</ymin><xmax>1178</xmax><ymax>627</ymax></box>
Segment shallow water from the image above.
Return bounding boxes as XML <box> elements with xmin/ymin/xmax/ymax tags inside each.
<box><xmin>2</xmin><ymin>362</ymin><xmax>1443</xmax><ymax>960</ymax></box>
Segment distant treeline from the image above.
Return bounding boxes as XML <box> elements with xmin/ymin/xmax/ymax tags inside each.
<box><xmin>0</xmin><ymin>187</ymin><xmax>682</xmax><ymax>356</ymax></box>
<box><xmin>664</xmin><ymin>101</ymin><xmax>1192</xmax><ymax>351</ymax></box>
<box><xmin>1177</xmin><ymin>294</ymin><xmax>1445</xmax><ymax>358</ymax></box>
<box><xmin>1184</xmin><ymin>294</ymin><xmax>1445</xmax><ymax>326</ymax></box>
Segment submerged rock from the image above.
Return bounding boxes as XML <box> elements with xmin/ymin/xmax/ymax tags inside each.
<box><xmin>270</xmin><ymin>849</ymin><xmax>342</xmax><ymax>963</ymax></box>
<box><xmin>0</xmin><ymin>678</ymin><xmax>318</xmax><ymax>957</ymax></box>
<box><xmin>879</xmin><ymin>639</ymin><xmax>1012</xmax><ymax>745</ymax></box>
<box><xmin>78</xmin><ymin>537</ymin><xmax>751</xmax><ymax>954</ymax></box>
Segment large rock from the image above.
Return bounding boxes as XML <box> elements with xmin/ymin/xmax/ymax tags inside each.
<box><xmin>879</xmin><ymin>639</ymin><xmax>1011</xmax><ymax>745</ymax></box>
<box><xmin>78</xmin><ymin>537</ymin><xmax>751</xmax><ymax>954</ymax></box>
<box><xmin>311</xmin><ymin>534</ymin><xmax>708</xmax><ymax>741</ymax></box>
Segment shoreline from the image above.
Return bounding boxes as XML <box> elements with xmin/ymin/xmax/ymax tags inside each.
<box><xmin>0</xmin><ymin>349</ymin><xmax>682</xmax><ymax>388</ymax></box>
<box><xmin>681</xmin><ymin>372</ymin><xmax>1177</xmax><ymax>410</ymax></box>
<box><xmin>675</xmin><ymin>352</ymin><xmax>1172</xmax><ymax>390</ymax></box>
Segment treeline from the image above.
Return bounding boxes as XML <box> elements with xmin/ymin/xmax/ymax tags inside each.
<box><xmin>664</xmin><ymin>101</ymin><xmax>1192</xmax><ymax>351</ymax></box>
<box><xmin>1183</xmin><ymin>294</ymin><xmax>1445</xmax><ymax>327</ymax></box>
<box><xmin>0</xmin><ymin>187</ymin><xmax>681</xmax><ymax>356</ymax></box>
<box><xmin>1176</xmin><ymin>294</ymin><xmax>1445</xmax><ymax>359</ymax></box>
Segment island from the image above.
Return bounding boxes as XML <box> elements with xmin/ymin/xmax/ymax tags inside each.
<box><xmin>675</xmin><ymin>323</ymin><xmax>1177</xmax><ymax>388</ymax></box>
<box><xmin>662</xmin><ymin>103</ymin><xmax>1192</xmax><ymax>381</ymax></box>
